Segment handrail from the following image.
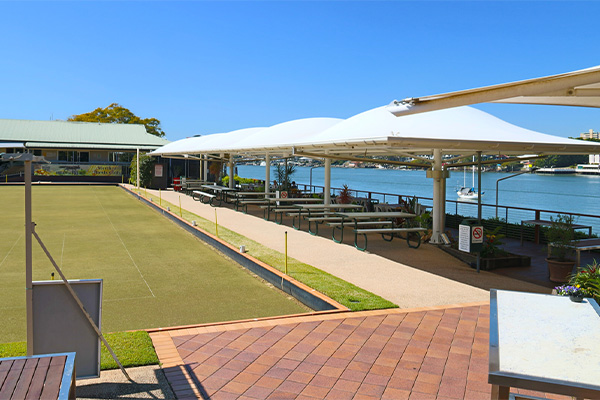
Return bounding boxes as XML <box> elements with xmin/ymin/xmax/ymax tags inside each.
<box><xmin>297</xmin><ymin>182</ymin><xmax>600</xmax><ymax>230</ymax></box>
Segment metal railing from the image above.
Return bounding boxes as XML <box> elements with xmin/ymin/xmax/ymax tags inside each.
<box><xmin>297</xmin><ymin>182</ymin><xmax>600</xmax><ymax>242</ymax></box>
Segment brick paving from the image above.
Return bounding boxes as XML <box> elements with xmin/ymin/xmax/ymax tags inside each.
<box><xmin>150</xmin><ymin>304</ymin><xmax>571</xmax><ymax>399</ymax></box>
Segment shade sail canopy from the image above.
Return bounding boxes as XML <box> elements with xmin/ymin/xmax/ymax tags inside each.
<box><xmin>388</xmin><ymin>65</ymin><xmax>600</xmax><ymax>116</ymax></box>
<box><xmin>150</xmin><ymin>106</ymin><xmax>600</xmax><ymax>160</ymax></box>
<box><xmin>150</xmin><ymin>118</ymin><xmax>343</xmax><ymax>158</ymax></box>
<box><xmin>303</xmin><ymin>105</ymin><xmax>600</xmax><ymax>156</ymax></box>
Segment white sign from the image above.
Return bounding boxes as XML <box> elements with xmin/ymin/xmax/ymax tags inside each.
<box><xmin>154</xmin><ymin>164</ymin><xmax>163</xmax><ymax>177</ymax></box>
<box><xmin>281</xmin><ymin>191</ymin><xmax>288</xmax><ymax>198</ymax></box>
<box><xmin>458</xmin><ymin>224</ymin><xmax>471</xmax><ymax>252</ymax></box>
<box><xmin>472</xmin><ymin>226</ymin><xmax>484</xmax><ymax>243</ymax></box>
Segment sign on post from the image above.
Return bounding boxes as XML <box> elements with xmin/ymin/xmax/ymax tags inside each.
<box><xmin>472</xmin><ymin>226</ymin><xmax>484</xmax><ymax>244</ymax></box>
<box><xmin>459</xmin><ymin>224</ymin><xmax>471</xmax><ymax>252</ymax></box>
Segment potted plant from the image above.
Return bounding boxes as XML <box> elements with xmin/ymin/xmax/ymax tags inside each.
<box><xmin>337</xmin><ymin>184</ymin><xmax>352</xmax><ymax>204</ymax></box>
<box><xmin>554</xmin><ymin>284</ymin><xmax>586</xmax><ymax>302</ymax></box>
<box><xmin>546</xmin><ymin>214</ymin><xmax>577</xmax><ymax>283</ymax></box>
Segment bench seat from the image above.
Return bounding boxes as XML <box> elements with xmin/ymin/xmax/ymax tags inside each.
<box><xmin>192</xmin><ymin>190</ymin><xmax>217</xmax><ymax>206</ymax></box>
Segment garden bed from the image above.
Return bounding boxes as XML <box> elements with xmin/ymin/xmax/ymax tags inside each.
<box><xmin>440</xmin><ymin>246</ymin><xmax>531</xmax><ymax>271</ymax></box>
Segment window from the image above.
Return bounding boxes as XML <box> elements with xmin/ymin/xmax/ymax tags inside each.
<box><xmin>79</xmin><ymin>152</ymin><xmax>89</xmax><ymax>163</ymax></box>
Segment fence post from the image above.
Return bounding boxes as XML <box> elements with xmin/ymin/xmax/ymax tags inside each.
<box><xmin>534</xmin><ymin>210</ymin><xmax>541</xmax><ymax>244</ymax></box>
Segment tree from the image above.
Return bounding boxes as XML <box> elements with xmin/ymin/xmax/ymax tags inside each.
<box><xmin>129</xmin><ymin>153</ymin><xmax>155</xmax><ymax>187</ymax></box>
<box><xmin>533</xmin><ymin>155</ymin><xmax>587</xmax><ymax>168</ymax></box>
<box><xmin>68</xmin><ymin>103</ymin><xmax>165</xmax><ymax>137</ymax></box>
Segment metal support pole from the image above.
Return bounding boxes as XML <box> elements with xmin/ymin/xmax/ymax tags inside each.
<box><xmin>25</xmin><ymin>160</ymin><xmax>33</xmax><ymax>356</ymax></box>
<box><xmin>431</xmin><ymin>149</ymin><xmax>443</xmax><ymax>244</ymax></box>
<box><xmin>265</xmin><ymin>153</ymin><xmax>271</xmax><ymax>194</ymax></box>
<box><xmin>228</xmin><ymin>156</ymin><xmax>234</xmax><ymax>189</ymax></box>
<box><xmin>136</xmin><ymin>148</ymin><xmax>140</xmax><ymax>189</ymax></box>
<box><xmin>477</xmin><ymin>151</ymin><xmax>482</xmax><ymax>273</ymax></box>
<box><xmin>324</xmin><ymin>158</ymin><xmax>331</xmax><ymax>205</ymax></box>
<box><xmin>477</xmin><ymin>151</ymin><xmax>482</xmax><ymax>223</ymax></box>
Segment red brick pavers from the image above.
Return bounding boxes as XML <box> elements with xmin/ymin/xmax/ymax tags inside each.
<box><xmin>150</xmin><ymin>304</ymin><xmax>571</xmax><ymax>399</ymax></box>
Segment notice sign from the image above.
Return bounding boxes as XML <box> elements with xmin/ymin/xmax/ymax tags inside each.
<box><xmin>155</xmin><ymin>164</ymin><xmax>163</xmax><ymax>177</ymax></box>
<box><xmin>472</xmin><ymin>226</ymin><xmax>484</xmax><ymax>244</ymax></box>
<box><xmin>458</xmin><ymin>224</ymin><xmax>471</xmax><ymax>253</ymax></box>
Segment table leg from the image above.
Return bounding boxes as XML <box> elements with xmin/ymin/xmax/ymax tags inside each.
<box><xmin>490</xmin><ymin>384</ymin><xmax>509</xmax><ymax>400</ymax></box>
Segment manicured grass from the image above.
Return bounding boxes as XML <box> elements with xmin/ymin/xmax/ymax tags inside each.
<box><xmin>145</xmin><ymin>191</ymin><xmax>397</xmax><ymax>312</ymax></box>
<box><xmin>0</xmin><ymin>331</ymin><xmax>159</xmax><ymax>370</ymax></box>
<box><xmin>0</xmin><ymin>186</ymin><xmax>308</xmax><ymax>343</ymax></box>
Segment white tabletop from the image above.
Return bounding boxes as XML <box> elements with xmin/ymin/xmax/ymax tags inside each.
<box><xmin>336</xmin><ymin>211</ymin><xmax>416</xmax><ymax>219</ymax></box>
<box><xmin>490</xmin><ymin>290</ymin><xmax>600</xmax><ymax>396</ymax></box>
<box><xmin>268</xmin><ymin>198</ymin><xmax>323</xmax><ymax>203</ymax></box>
<box><xmin>293</xmin><ymin>204</ymin><xmax>364</xmax><ymax>210</ymax></box>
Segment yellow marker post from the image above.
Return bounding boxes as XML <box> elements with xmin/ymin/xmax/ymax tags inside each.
<box><xmin>179</xmin><ymin>197</ymin><xmax>182</xmax><ymax>218</ymax></box>
<box><xmin>145</xmin><ymin>187</ymin><xmax>147</xmax><ymax>198</ymax></box>
<box><xmin>159</xmin><ymin>189</ymin><xmax>162</xmax><ymax>207</ymax></box>
<box><xmin>285</xmin><ymin>231</ymin><xmax>288</xmax><ymax>275</ymax></box>
<box><xmin>215</xmin><ymin>209</ymin><xmax>219</xmax><ymax>237</ymax></box>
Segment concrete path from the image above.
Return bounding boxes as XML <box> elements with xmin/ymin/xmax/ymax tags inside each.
<box><xmin>125</xmin><ymin>186</ymin><xmax>549</xmax><ymax>309</ymax></box>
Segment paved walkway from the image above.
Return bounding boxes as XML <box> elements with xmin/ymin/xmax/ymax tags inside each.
<box><xmin>150</xmin><ymin>304</ymin><xmax>569</xmax><ymax>400</ymax></box>
<box><xmin>129</xmin><ymin>186</ymin><xmax>551</xmax><ymax>310</ymax></box>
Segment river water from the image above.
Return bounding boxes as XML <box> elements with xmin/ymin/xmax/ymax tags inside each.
<box><xmin>237</xmin><ymin>164</ymin><xmax>600</xmax><ymax>231</ymax></box>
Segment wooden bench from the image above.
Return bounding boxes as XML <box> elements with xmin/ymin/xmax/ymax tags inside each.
<box><xmin>235</xmin><ymin>199</ymin><xmax>270</xmax><ymax>213</ymax></box>
<box><xmin>192</xmin><ymin>190</ymin><xmax>218</xmax><ymax>206</ymax></box>
<box><xmin>353</xmin><ymin>227</ymin><xmax>427</xmax><ymax>251</ymax></box>
<box><xmin>520</xmin><ymin>219</ymin><xmax>592</xmax><ymax>245</ymax></box>
<box><xmin>0</xmin><ymin>352</ymin><xmax>76</xmax><ymax>400</ymax></box>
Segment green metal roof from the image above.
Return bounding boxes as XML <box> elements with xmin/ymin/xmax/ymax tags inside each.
<box><xmin>0</xmin><ymin>119</ymin><xmax>170</xmax><ymax>149</ymax></box>
<box><xmin>25</xmin><ymin>142</ymin><xmax>162</xmax><ymax>150</ymax></box>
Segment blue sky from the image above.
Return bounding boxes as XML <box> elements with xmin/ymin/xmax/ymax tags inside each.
<box><xmin>1</xmin><ymin>1</ymin><xmax>598</xmax><ymax>141</ymax></box>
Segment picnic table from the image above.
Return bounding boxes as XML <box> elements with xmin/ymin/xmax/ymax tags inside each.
<box><xmin>262</xmin><ymin>198</ymin><xmax>323</xmax><ymax>223</ymax></box>
<box><xmin>0</xmin><ymin>352</ymin><xmax>76</xmax><ymax>400</ymax></box>
<box><xmin>198</xmin><ymin>184</ymin><xmax>238</xmax><ymax>205</ymax></box>
<box><xmin>290</xmin><ymin>203</ymin><xmax>364</xmax><ymax>235</ymax></box>
<box><xmin>520</xmin><ymin>219</ymin><xmax>592</xmax><ymax>245</ymax></box>
<box><xmin>547</xmin><ymin>238</ymin><xmax>600</xmax><ymax>268</ymax></box>
<box><xmin>489</xmin><ymin>289</ymin><xmax>600</xmax><ymax>400</ymax></box>
<box><xmin>333</xmin><ymin>211</ymin><xmax>423</xmax><ymax>251</ymax></box>
<box><xmin>232</xmin><ymin>191</ymin><xmax>276</xmax><ymax>212</ymax></box>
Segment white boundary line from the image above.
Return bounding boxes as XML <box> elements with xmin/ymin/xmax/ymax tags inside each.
<box><xmin>0</xmin><ymin>233</ymin><xmax>22</xmax><ymax>270</ymax></box>
<box><xmin>94</xmin><ymin>189</ymin><xmax>156</xmax><ymax>298</ymax></box>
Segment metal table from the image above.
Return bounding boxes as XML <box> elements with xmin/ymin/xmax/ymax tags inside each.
<box><xmin>333</xmin><ymin>211</ymin><xmax>417</xmax><ymax>250</ymax></box>
<box><xmin>489</xmin><ymin>289</ymin><xmax>600</xmax><ymax>400</ymax></box>
<box><xmin>263</xmin><ymin>198</ymin><xmax>323</xmax><ymax>223</ymax></box>
<box><xmin>290</xmin><ymin>203</ymin><xmax>364</xmax><ymax>234</ymax></box>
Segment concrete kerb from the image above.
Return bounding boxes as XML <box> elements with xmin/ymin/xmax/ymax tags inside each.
<box><xmin>120</xmin><ymin>184</ymin><xmax>349</xmax><ymax>313</ymax></box>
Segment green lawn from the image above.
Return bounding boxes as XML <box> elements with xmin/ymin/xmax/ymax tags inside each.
<box><xmin>0</xmin><ymin>331</ymin><xmax>158</xmax><ymax>370</ymax></box>
<box><xmin>143</xmin><ymin>190</ymin><xmax>397</xmax><ymax>312</ymax></box>
<box><xmin>0</xmin><ymin>185</ymin><xmax>309</xmax><ymax>343</ymax></box>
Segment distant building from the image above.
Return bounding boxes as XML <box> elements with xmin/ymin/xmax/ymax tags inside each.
<box><xmin>0</xmin><ymin>118</ymin><xmax>172</xmax><ymax>184</ymax></box>
<box><xmin>580</xmin><ymin>129</ymin><xmax>599</xmax><ymax>140</ymax></box>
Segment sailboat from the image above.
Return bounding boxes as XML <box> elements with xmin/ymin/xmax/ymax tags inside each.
<box><xmin>457</xmin><ymin>157</ymin><xmax>484</xmax><ymax>200</ymax></box>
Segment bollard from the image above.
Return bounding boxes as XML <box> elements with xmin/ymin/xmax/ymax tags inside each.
<box><xmin>215</xmin><ymin>209</ymin><xmax>219</xmax><ymax>237</ymax></box>
<box><xmin>179</xmin><ymin>197</ymin><xmax>182</xmax><ymax>218</ymax></box>
<box><xmin>159</xmin><ymin>189</ymin><xmax>162</xmax><ymax>207</ymax></box>
<box><xmin>285</xmin><ymin>231</ymin><xmax>288</xmax><ymax>275</ymax></box>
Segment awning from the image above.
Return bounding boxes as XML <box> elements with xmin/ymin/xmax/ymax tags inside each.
<box><xmin>25</xmin><ymin>142</ymin><xmax>163</xmax><ymax>151</ymax></box>
<box><xmin>0</xmin><ymin>142</ymin><xmax>25</xmax><ymax>148</ymax></box>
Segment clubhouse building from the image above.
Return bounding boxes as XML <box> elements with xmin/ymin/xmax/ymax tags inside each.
<box><xmin>0</xmin><ymin>118</ymin><xmax>172</xmax><ymax>184</ymax></box>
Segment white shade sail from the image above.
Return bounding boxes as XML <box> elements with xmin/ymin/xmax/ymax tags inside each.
<box><xmin>388</xmin><ymin>65</ymin><xmax>600</xmax><ymax>116</ymax></box>
<box><xmin>151</xmin><ymin>105</ymin><xmax>600</xmax><ymax>160</ymax></box>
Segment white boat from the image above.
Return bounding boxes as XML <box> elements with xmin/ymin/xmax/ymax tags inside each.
<box><xmin>259</xmin><ymin>161</ymin><xmax>267</xmax><ymax>167</ymax></box>
<box><xmin>457</xmin><ymin>158</ymin><xmax>484</xmax><ymax>200</ymax></box>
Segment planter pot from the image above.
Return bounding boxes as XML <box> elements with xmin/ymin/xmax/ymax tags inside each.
<box><xmin>570</xmin><ymin>295</ymin><xmax>585</xmax><ymax>303</ymax></box>
<box><xmin>546</xmin><ymin>258</ymin><xmax>576</xmax><ymax>283</ymax></box>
